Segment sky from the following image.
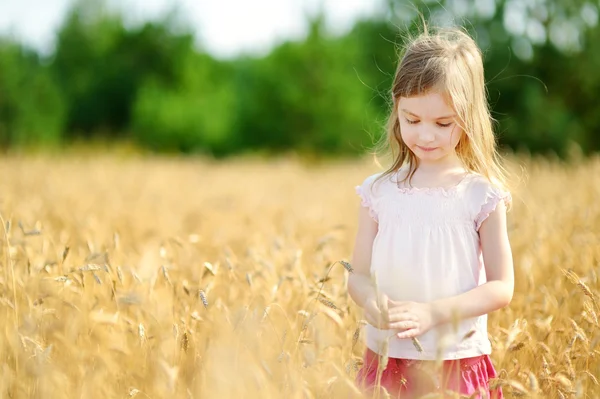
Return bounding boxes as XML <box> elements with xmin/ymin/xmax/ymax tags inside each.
<box><xmin>0</xmin><ymin>0</ymin><xmax>386</xmax><ymax>58</ymax></box>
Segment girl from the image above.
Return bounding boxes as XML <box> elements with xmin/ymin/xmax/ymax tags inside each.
<box><xmin>348</xmin><ymin>25</ymin><xmax>514</xmax><ymax>398</ymax></box>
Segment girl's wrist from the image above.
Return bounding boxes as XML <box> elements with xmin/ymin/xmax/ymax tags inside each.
<box><xmin>363</xmin><ymin>291</ymin><xmax>378</xmax><ymax>310</ymax></box>
<box><xmin>348</xmin><ymin>273</ymin><xmax>378</xmax><ymax>309</ymax></box>
<box><xmin>429</xmin><ymin>300</ymin><xmax>451</xmax><ymax>327</ymax></box>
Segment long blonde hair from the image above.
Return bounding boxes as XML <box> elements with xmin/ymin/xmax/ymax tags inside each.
<box><xmin>372</xmin><ymin>23</ymin><xmax>509</xmax><ymax>191</ymax></box>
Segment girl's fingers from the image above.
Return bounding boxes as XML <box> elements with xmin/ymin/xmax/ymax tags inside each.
<box><xmin>396</xmin><ymin>328</ymin><xmax>419</xmax><ymax>339</ymax></box>
<box><xmin>366</xmin><ymin>311</ymin><xmax>393</xmax><ymax>329</ymax></box>
<box><xmin>386</xmin><ymin>312</ymin><xmax>418</xmax><ymax>323</ymax></box>
<box><xmin>387</xmin><ymin>305</ymin><xmax>412</xmax><ymax>315</ymax></box>
<box><xmin>386</xmin><ymin>308</ymin><xmax>407</xmax><ymax>316</ymax></box>
<box><xmin>389</xmin><ymin>321</ymin><xmax>419</xmax><ymax>330</ymax></box>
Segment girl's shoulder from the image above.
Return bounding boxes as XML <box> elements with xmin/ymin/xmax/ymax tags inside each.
<box><xmin>462</xmin><ymin>173</ymin><xmax>512</xmax><ymax>231</ymax></box>
<box><xmin>355</xmin><ymin>172</ymin><xmax>396</xmax><ymax>223</ymax></box>
<box><xmin>355</xmin><ymin>171</ymin><xmax>396</xmax><ymax>197</ymax></box>
<box><xmin>462</xmin><ymin>172</ymin><xmax>511</xmax><ymax>199</ymax></box>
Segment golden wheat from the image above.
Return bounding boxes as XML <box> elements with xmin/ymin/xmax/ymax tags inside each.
<box><xmin>0</xmin><ymin>152</ymin><xmax>597</xmax><ymax>398</ymax></box>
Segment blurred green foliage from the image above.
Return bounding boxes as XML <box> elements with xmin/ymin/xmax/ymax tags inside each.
<box><xmin>0</xmin><ymin>0</ymin><xmax>599</xmax><ymax>157</ymax></box>
<box><xmin>0</xmin><ymin>41</ymin><xmax>65</xmax><ymax>147</ymax></box>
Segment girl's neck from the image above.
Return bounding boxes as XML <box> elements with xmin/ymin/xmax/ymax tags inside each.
<box><xmin>412</xmin><ymin>155</ymin><xmax>464</xmax><ymax>176</ymax></box>
<box><xmin>399</xmin><ymin>156</ymin><xmax>468</xmax><ymax>189</ymax></box>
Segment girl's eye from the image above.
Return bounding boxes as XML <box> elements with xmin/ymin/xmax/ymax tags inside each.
<box><xmin>405</xmin><ymin>118</ymin><xmax>419</xmax><ymax>124</ymax></box>
<box><xmin>437</xmin><ymin>122</ymin><xmax>452</xmax><ymax>128</ymax></box>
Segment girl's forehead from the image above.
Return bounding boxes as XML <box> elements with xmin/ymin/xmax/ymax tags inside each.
<box><xmin>397</xmin><ymin>92</ymin><xmax>456</xmax><ymax>117</ymax></box>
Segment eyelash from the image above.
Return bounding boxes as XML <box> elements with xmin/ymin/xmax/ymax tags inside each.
<box><xmin>405</xmin><ymin>118</ymin><xmax>452</xmax><ymax>128</ymax></box>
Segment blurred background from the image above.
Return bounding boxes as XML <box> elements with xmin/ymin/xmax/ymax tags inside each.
<box><xmin>1</xmin><ymin>3</ymin><xmax>599</xmax><ymax>397</ymax></box>
<box><xmin>0</xmin><ymin>0</ymin><xmax>598</xmax><ymax>159</ymax></box>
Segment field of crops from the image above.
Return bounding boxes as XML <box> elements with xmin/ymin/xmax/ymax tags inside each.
<box><xmin>0</xmin><ymin>152</ymin><xmax>598</xmax><ymax>398</ymax></box>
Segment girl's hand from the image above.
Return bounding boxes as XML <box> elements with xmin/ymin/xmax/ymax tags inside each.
<box><xmin>363</xmin><ymin>292</ymin><xmax>390</xmax><ymax>329</ymax></box>
<box><xmin>386</xmin><ymin>299</ymin><xmax>436</xmax><ymax>339</ymax></box>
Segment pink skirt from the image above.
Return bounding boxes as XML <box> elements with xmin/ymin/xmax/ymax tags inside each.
<box><xmin>355</xmin><ymin>348</ymin><xmax>503</xmax><ymax>398</ymax></box>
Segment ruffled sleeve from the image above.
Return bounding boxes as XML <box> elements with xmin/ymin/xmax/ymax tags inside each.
<box><xmin>474</xmin><ymin>182</ymin><xmax>512</xmax><ymax>231</ymax></box>
<box><xmin>355</xmin><ymin>174</ymin><xmax>380</xmax><ymax>223</ymax></box>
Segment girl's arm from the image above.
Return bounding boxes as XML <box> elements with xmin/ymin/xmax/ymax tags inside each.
<box><xmin>347</xmin><ymin>205</ymin><xmax>380</xmax><ymax>310</ymax></box>
<box><xmin>430</xmin><ymin>199</ymin><xmax>514</xmax><ymax>326</ymax></box>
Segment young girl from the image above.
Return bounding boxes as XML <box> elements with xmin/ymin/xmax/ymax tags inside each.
<box><xmin>348</xmin><ymin>26</ymin><xmax>514</xmax><ymax>398</ymax></box>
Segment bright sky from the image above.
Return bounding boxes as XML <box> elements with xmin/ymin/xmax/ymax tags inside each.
<box><xmin>0</xmin><ymin>0</ymin><xmax>386</xmax><ymax>58</ymax></box>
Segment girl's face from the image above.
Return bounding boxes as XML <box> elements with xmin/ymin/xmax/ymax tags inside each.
<box><xmin>397</xmin><ymin>91</ymin><xmax>464</xmax><ymax>166</ymax></box>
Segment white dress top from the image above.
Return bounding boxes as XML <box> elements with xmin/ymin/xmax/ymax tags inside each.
<box><xmin>355</xmin><ymin>167</ymin><xmax>511</xmax><ymax>360</ymax></box>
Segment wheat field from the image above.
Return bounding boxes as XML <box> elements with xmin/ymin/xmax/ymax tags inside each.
<box><xmin>0</xmin><ymin>152</ymin><xmax>598</xmax><ymax>399</ymax></box>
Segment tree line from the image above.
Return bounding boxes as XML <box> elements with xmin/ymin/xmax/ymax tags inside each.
<box><xmin>0</xmin><ymin>0</ymin><xmax>598</xmax><ymax>158</ymax></box>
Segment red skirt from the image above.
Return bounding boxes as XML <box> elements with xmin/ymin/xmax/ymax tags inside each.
<box><xmin>355</xmin><ymin>348</ymin><xmax>504</xmax><ymax>398</ymax></box>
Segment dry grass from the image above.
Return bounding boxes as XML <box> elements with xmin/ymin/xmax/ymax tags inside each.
<box><xmin>0</xmin><ymin>152</ymin><xmax>598</xmax><ymax>398</ymax></box>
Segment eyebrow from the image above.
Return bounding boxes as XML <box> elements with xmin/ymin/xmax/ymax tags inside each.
<box><xmin>401</xmin><ymin>109</ymin><xmax>456</xmax><ymax>120</ymax></box>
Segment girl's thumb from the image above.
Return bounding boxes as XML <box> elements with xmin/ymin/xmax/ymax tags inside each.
<box><xmin>378</xmin><ymin>293</ymin><xmax>389</xmax><ymax>316</ymax></box>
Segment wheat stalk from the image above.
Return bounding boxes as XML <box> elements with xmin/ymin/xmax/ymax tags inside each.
<box><xmin>0</xmin><ymin>213</ymin><xmax>18</xmax><ymax>375</ymax></box>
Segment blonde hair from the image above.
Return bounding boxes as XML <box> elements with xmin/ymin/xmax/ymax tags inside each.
<box><xmin>372</xmin><ymin>23</ymin><xmax>510</xmax><ymax>191</ymax></box>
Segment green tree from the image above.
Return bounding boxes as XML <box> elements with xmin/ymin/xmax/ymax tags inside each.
<box><xmin>0</xmin><ymin>41</ymin><xmax>65</xmax><ymax>148</ymax></box>
<box><xmin>132</xmin><ymin>51</ymin><xmax>237</xmax><ymax>155</ymax></box>
<box><xmin>233</xmin><ymin>15</ymin><xmax>384</xmax><ymax>156</ymax></box>
<box><xmin>51</xmin><ymin>0</ymin><xmax>193</xmax><ymax>137</ymax></box>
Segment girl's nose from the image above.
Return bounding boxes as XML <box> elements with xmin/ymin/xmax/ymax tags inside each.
<box><xmin>418</xmin><ymin>127</ymin><xmax>435</xmax><ymax>142</ymax></box>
